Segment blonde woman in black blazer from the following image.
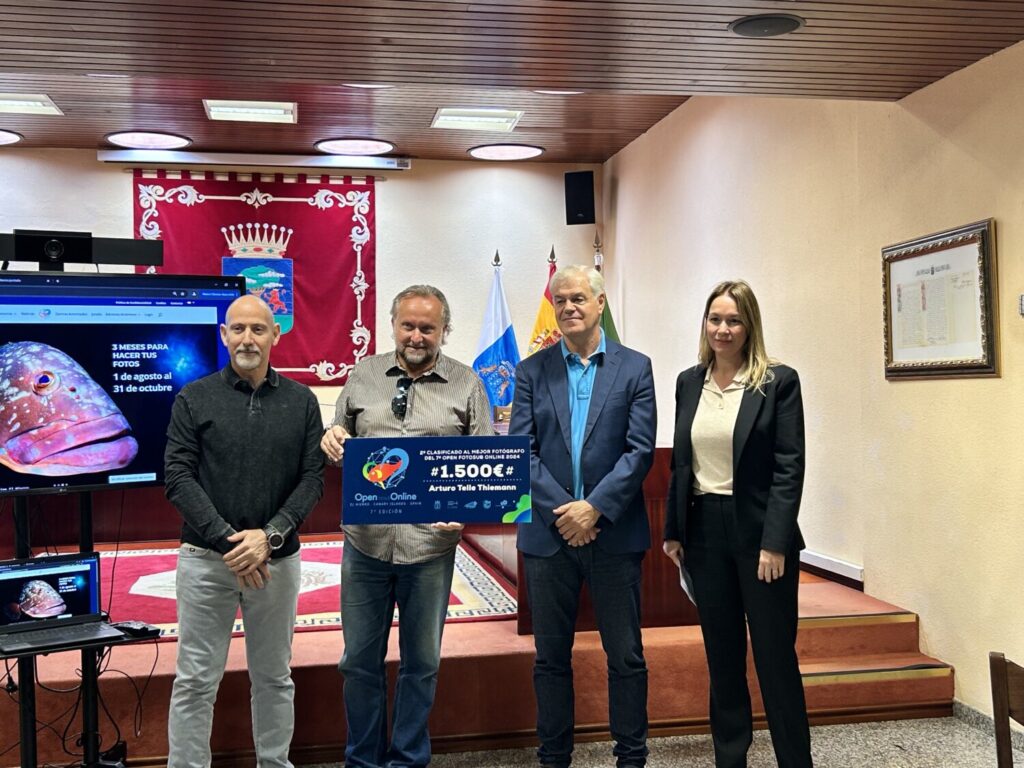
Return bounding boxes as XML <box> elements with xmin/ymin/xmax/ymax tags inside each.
<box><xmin>664</xmin><ymin>280</ymin><xmax>812</xmax><ymax>768</ymax></box>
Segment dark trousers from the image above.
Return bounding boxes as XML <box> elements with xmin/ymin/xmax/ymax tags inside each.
<box><xmin>523</xmin><ymin>546</ymin><xmax>649</xmax><ymax>768</ymax></box>
<box><xmin>686</xmin><ymin>494</ymin><xmax>813</xmax><ymax>768</ymax></box>
<box><xmin>339</xmin><ymin>543</ymin><xmax>456</xmax><ymax>768</ymax></box>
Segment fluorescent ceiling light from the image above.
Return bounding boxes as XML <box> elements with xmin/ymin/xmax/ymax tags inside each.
<box><xmin>203</xmin><ymin>99</ymin><xmax>297</xmax><ymax>123</ymax></box>
<box><xmin>432</xmin><ymin>108</ymin><xmax>523</xmax><ymax>132</ymax></box>
<box><xmin>316</xmin><ymin>138</ymin><xmax>394</xmax><ymax>155</ymax></box>
<box><xmin>342</xmin><ymin>83</ymin><xmax>394</xmax><ymax>90</ymax></box>
<box><xmin>0</xmin><ymin>130</ymin><xmax>23</xmax><ymax>145</ymax></box>
<box><xmin>0</xmin><ymin>93</ymin><xmax>63</xmax><ymax>116</ymax></box>
<box><xmin>469</xmin><ymin>144</ymin><xmax>544</xmax><ymax>161</ymax></box>
<box><xmin>106</xmin><ymin>131</ymin><xmax>191</xmax><ymax>149</ymax></box>
<box><xmin>533</xmin><ymin>89</ymin><xmax>585</xmax><ymax>96</ymax></box>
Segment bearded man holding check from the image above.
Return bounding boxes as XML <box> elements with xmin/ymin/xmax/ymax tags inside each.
<box><xmin>321</xmin><ymin>284</ymin><xmax>493</xmax><ymax>768</ymax></box>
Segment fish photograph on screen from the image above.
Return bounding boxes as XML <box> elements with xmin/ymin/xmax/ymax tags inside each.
<box><xmin>0</xmin><ymin>341</ymin><xmax>140</xmax><ymax>477</ymax></box>
<box><xmin>0</xmin><ymin>272</ymin><xmax>243</xmax><ymax>496</ymax></box>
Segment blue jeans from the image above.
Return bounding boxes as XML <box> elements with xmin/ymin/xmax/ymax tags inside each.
<box><xmin>168</xmin><ymin>544</ymin><xmax>301</xmax><ymax>768</ymax></box>
<box><xmin>524</xmin><ymin>546</ymin><xmax>648</xmax><ymax>768</ymax></box>
<box><xmin>338</xmin><ymin>542</ymin><xmax>456</xmax><ymax>768</ymax></box>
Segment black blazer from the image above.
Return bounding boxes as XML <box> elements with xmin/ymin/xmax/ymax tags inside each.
<box><xmin>664</xmin><ymin>364</ymin><xmax>806</xmax><ymax>555</ymax></box>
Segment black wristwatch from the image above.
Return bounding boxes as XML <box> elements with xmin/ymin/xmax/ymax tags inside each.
<box><xmin>263</xmin><ymin>525</ymin><xmax>285</xmax><ymax>551</ymax></box>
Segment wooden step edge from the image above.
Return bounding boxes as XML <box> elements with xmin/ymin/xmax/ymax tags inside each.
<box><xmin>802</xmin><ymin>663</ymin><xmax>953</xmax><ymax>687</ymax></box>
<box><xmin>798</xmin><ymin>611</ymin><xmax>917</xmax><ymax>629</ymax></box>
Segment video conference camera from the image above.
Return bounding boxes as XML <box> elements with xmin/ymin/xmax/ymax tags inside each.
<box><xmin>0</xmin><ymin>229</ymin><xmax>163</xmax><ymax>271</ymax></box>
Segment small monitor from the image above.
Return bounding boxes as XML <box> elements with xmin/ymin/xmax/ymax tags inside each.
<box><xmin>0</xmin><ymin>271</ymin><xmax>244</xmax><ymax>496</ymax></box>
<box><xmin>0</xmin><ymin>551</ymin><xmax>103</xmax><ymax>628</ymax></box>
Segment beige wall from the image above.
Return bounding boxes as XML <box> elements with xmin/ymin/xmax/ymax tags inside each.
<box><xmin>3</xmin><ymin>44</ymin><xmax>1021</xmax><ymax>715</ymax></box>
<box><xmin>0</xmin><ymin>153</ymin><xmax>600</xmax><ymax>412</ymax></box>
<box><xmin>603</xmin><ymin>43</ymin><xmax>1024</xmax><ymax>714</ymax></box>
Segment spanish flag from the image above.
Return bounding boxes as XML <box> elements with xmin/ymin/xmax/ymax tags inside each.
<box><xmin>527</xmin><ymin>253</ymin><xmax>561</xmax><ymax>355</ymax></box>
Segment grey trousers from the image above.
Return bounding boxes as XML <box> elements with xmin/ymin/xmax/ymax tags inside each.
<box><xmin>167</xmin><ymin>544</ymin><xmax>301</xmax><ymax>768</ymax></box>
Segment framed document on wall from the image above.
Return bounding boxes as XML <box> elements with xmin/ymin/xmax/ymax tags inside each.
<box><xmin>882</xmin><ymin>219</ymin><xmax>998</xmax><ymax>379</ymax></box>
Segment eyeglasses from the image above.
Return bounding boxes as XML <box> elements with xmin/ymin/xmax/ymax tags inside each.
<box><xmin>391</xmin><ymin>376</ymin><xmax>413</xmax><ymax>420</ymax></box>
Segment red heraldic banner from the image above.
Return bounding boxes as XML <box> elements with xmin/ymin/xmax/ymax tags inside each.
<box><xmin>132</xmin><ymin>169</ymin><xmax>375</xmax><ymax>386</ymax></box>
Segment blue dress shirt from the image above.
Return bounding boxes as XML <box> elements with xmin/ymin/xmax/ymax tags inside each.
<box><xmin>560</xmin><ymin>330</ymin><xmax>607</xmax><ymax>500</ymax></box>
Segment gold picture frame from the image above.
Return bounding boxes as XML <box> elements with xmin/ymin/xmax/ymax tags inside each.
<box><xmin>882</xmin><ymin>219</ymin><xmax>998</xmax><ymax>379</ymax></box>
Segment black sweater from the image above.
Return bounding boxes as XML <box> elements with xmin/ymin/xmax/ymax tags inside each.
<box><xmin>164</xmin><ymin>365</ymin><xmax>324</xmax><ymax>557</ymax></box>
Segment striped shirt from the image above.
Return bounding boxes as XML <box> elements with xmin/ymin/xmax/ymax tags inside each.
<box><xmin>332</xmin><ymin>351</ymin><xmax>495</xmax><ymax>564</ymax></box>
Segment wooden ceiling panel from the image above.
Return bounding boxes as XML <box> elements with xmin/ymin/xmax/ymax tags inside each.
<box><xmin>0</xmin><ymin>0</ymin><xmax>1022</xmax><ymax>162</ymax></box>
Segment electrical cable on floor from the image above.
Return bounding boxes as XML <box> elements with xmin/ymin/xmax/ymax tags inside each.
<box><xmin>0</xmin><ymin>662</ymin><xmax>86</xmax><ymax>761</ymax></box>
<box><xmin>35</xmin><ymin>654</ymin><xmax>81</xmax><ymax>694</ymax></box>
<box><xmin>99</xmin><ymin>639</ymin><xmax>160</xmax><ymax>737</ymax></box>
<box><xmin>93</xmin><ymin>646</ymin><xmax>122</xmax><ymax>749</ymax></box>
<box><xmin>3</xmin><ymin>494</ymin><xmax>161</xmax><ymax>762</ymax></box>
<box><xmin>56</xmin><ymin>665</ymin><xmax>85</xmax><ymax>759</ymax></box>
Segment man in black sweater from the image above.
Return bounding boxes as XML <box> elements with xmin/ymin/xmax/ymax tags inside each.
<box><xmin>164</xmin><ymin>294</ymin><xmax>324</xmax><ymax>768</ymax></box>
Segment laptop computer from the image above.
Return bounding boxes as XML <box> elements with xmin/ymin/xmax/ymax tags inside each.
<box><xmin>0</xmin><ymin>551</ymin><xmax>125</xmax><ymax>658</ymax></box>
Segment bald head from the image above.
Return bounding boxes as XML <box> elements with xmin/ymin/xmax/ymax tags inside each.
<box><xmin>226</xmin><ymin>294</ymin><xmax>275</xmax><ymax>327</ymax></box>
<box><xmin>220</xmin><ymin>293</ymin><xmax>281</xmax><ymax>385</ymax></box>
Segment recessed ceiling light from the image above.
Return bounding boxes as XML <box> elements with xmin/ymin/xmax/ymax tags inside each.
<box><xmin>533</xmin><ymin>89</ymin><xmax>585</xmax><ymax>96</ymax></box>
<box><xmin>203</xmin><ymin>99</ymin><xmax>297</xmax><ymax>123</ymax></box>
<box><xmin>433</xmin><ymin>108</ymin><xmax>523</xmax><ymax>132</ymax></box>
<box><xmin>106</xmin><ymin>131</ymin><xmax>191</xmax><ymax>149</ymax></box>
<box><xmin>0</xmin><ymin>130</ymin><xmax>23</xmax><ymax>145</ymax></box>
<box><xmin>342</xmin><ymin>83</ymin><xmax>395</xmax><ymax>90</ymax></box>
<box><xmin>469</xmin><ymin>144</ymin><xmax>544</xmax><ymax>161</ymax></box>
<box><xmin>0</xmin><ymin>93</ymin><xmax>63</xmax><ymax>116</ymax></box>
<box><xmin>728</xmin><ymin>13</ymin><xmax>805</xmax><ymax>37</ymax></box>
<box><xmin>315</xmin><ymin>138</ymin><xmax>395</xmax><ymax>155</ymax></box>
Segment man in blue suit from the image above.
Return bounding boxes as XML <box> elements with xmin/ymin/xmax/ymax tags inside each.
<box><xmin>511</xmin><ymin>264</ymin><xmax>657</xmax><ymax>768</ymax></box>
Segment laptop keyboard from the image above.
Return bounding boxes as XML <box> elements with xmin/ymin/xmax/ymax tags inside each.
<box><xmin>0</xmin><ymin>622</ymin><xmax>122</xmax><ymax>651</ymax></box>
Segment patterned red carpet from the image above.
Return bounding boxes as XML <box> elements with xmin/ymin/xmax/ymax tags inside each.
<box><xmin>99</xmin><ymin>541</ymin><xmax>517</xmax><ymax>638</ymax></box>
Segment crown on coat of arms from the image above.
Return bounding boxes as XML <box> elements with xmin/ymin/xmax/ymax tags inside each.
<box><xmin>221</xmin><ymin>223</ymin><xmax>293</xmax><ymax>257</ymax></box>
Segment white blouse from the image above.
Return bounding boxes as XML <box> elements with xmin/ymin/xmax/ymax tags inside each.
<box><xmin>691</xmin><ymin>366</ymin><xmax>746</xmax><ymax>496</ymax></box>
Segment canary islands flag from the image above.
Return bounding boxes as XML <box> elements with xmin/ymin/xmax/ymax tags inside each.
<box><xmin>473</xmin><ymin>265</ymin><xmax>520</xmax><ymax>407</ymax></box>
<box><xmin>528</xmin><ymin>259</ymin><xmax>561</xmax><ymax>354</ymax></box>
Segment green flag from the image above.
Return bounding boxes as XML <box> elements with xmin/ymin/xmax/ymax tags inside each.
<box><xmin>600</xmin><ymin>300</ymin><xmax>620</xmax><ymax>343</ymax></box>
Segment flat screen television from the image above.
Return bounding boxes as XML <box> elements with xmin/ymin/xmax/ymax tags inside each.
<box><xmin>0</xmin><ymin>271</ymin><xmax>244</xmax><ymax>496</ymax></box>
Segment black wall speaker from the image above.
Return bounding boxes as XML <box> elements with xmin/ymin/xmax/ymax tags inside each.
<box><xmin>564</xmin><ymin>171</ymin><xmax>595</xmax><ymax>226</ymax></box>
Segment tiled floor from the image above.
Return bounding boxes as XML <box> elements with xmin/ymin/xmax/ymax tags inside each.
<box><xmin>310</xmin><ymin>717</ymin><xmax>1024</xmax><ymax>767</ymax></box>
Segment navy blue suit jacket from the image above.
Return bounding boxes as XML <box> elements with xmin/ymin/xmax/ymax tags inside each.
<box><xmin>511</xmin><ymin>339</ymin><xmax>657</xmax><ymax>557</ymax></box>
<box><xmin>664</xmin><ymin>364</ymin><xmax>806</xmax><ymax>554</ymax></box>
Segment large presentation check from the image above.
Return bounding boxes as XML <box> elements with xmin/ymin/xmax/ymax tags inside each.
<box><xmin>342</xmin><ymin>435</ymin><xmax>532</xmax><ymax>524</ymax></box>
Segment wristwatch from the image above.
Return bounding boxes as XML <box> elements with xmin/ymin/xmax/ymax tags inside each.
<box><xmin>263</xmin><ymin>525</ymin><xmax>285</xmax><ymax>551</ymax></box>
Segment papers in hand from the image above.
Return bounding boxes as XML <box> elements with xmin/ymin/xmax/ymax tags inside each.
<box><xmin>678</xmin><ymin>563</ymin><xmax>697</xmax><ymax>607</ymax></box>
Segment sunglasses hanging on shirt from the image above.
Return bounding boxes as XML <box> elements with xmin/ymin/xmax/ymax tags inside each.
<box><xmin>391</xmin><ymin>376</ymin><xmax>413</xmax><ymax>420</ymax></box>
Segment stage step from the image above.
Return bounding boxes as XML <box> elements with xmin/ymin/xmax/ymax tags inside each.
<box><xmin>0</xmin><ymin>581</ymin><xmax>954</xmax><ymax>767</ymax></box>
<box><xmin>797</xmin><ymin>612</ymin><xmax>921</xmax><ymax>657</ymax></box>
<box><xmin>638</xmin><ymin>613</ymin><xmax>953</xmax><ymax>741</ymax></box>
